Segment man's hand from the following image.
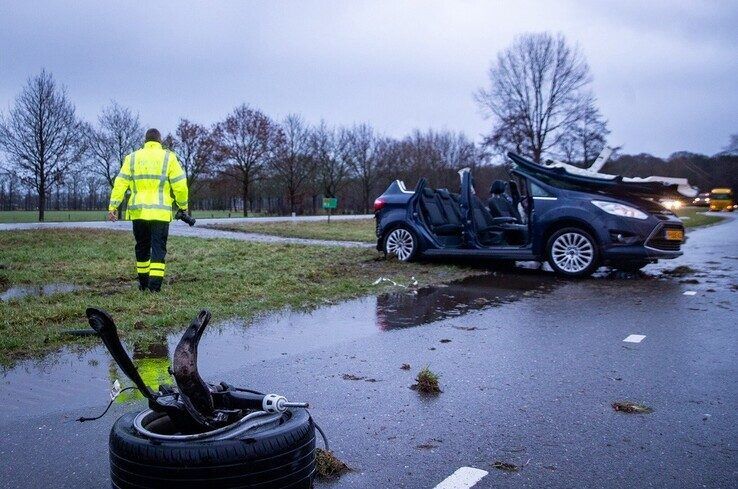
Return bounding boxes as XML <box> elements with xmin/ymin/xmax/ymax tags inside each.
<box><xmin>107</xmin><ymin>211</ymin><xmax>118</xmax><ymax>222</ymax></box>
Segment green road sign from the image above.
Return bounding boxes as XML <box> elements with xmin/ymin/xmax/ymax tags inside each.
<box><xmin>322</xmin><ymin>197</ymin><xmax>338</xmax><ymax>209</ymax></box>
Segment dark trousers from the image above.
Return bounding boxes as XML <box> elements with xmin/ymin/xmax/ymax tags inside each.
<box><xmin>132</xmin><ymin>220</ymin><xmax>169</xmax><ymax>291</ymax></box>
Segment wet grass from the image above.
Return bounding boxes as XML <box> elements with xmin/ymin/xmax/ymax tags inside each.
<box><xmin>0</xmin><ymin>229</ymin><xmax>480</xmax><ymax>365</ymax></box>
<box><xmin>675</xmin><ymin>206</ymin><xmax>726</xmax><ymax>228</ymax></box>
<box><xmin>207</xmin><ymin>218</ymin><xmax>376</xmax><ymax>243</ymax></box>
<box><xmin>411</xmin><ymin>366</ymin><xmax>441</xmax><ymax>394</ymax></box>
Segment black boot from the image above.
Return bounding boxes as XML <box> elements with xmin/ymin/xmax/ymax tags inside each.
<box><xmin>138</xmin><ymin>274</ymin><xmax>149</xmax><ymax>291</ymax></box>
<box><xmin>148</xmin><ymin>277</ymin><xmax>163</xmax><ymax>292</ymax></box>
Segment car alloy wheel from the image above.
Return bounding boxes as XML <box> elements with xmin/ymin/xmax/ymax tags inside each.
<box><xmin>385</xmin><ymin>228</ymin><xmax>416</xmax><ymax>261</ymax></box>
<box><xmin>550</xmin><ymin>231</ymin><xmax>595</xmax><ymax>274</ymax></box>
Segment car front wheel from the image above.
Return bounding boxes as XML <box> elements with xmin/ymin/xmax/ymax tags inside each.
<box><xmin>546</xmin><ymin>227</ymin><xmax>599</xmax><ymax>277</ymax></box>
<box><xmin>384</xmin><ymin>226</ymin><xmax>418</xmax><ymax>262</ymax></box>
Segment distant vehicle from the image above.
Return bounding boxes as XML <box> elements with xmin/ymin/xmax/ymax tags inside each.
<box><xmin>660</xmin><ymin>198</ymin><xmax>685</xmax><ymax>211</ymax></box>
<box><xmin>709</xmin><ymin>188</ymin><xmax>736</xmax><ymax>212</ymax></box>
<box><xmin>692</xmin><ymin>192</ymin><xmax>711</xmax><ymax>207</ymax></box>
<box><xmin>374</xmin><ymin>152</ymin><xmax>692</xmax><ymax>278</ymax></box>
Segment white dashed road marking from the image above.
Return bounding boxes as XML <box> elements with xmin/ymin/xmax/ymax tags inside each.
<box><xmin>623</xmin><ymin>334</ymin><xmax>646</xmax><ymax>343</ymax></box>
<box><xmin>433</xmin><ymin>467</ymin><xmax>488</xmax><ymax>489</ymax></box>
<box><xmin>683</xmin><ymin>291</ymin><xmax>697</xmax><ymax>296</ymax></box>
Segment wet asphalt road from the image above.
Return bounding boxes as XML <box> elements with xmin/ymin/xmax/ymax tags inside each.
<box><xmin>0</xmin><ymin>216</ymin><xmax>736</xmax><ymax>488</ymax></box>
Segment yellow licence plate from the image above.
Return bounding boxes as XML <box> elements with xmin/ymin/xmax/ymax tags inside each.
<box><xmin>665</xmin><ymin>229</ymin><xmax>684</xmax><ymax>241</ymax></box>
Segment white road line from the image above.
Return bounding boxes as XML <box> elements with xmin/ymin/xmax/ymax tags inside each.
<box><xmin>433</xmin><ymin>467</ymin><xmax>489</xmax><ymax>489</ymax></box>
<box><xmin>623</xmin><ymin>334</ymin><xmax>646</xmax><ymax>343</ymax></box>
<box><xmin>683</xmin><ymin>291</ymin><xmax>697</xmax><ymax>296</ymax></box>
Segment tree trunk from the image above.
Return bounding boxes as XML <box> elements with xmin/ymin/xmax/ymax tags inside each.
<box><xmin>38</xmin><ymin>185</ymin><xmax>46</xmax><ymax>222</ymax></box>
<box><xmin>242</xmin><ymin>179</ymin><xmax>249</xmax><ymax>217</ymax></box>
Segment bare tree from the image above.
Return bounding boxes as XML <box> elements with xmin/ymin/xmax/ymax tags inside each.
<box><xmin>557</xmin><ymin>94</ymin><xmax>609</xmax><ymax>166</ymax></box>
<box><xmin>310</xmin><ymin>121</ymin><xmax>350</xmax><ymax>199</ymax></box>
<box><xmin>169</xmin><ymin>119</ymin><xmax>215</xmax><ymax>206</ymax></box>
<box><xmin>722</xmin><ymin>134</ymin><xmax>738</xmax><ymax>155</ymax></box>
<box><xmin>86</xmin><ymin>101</ymin><xmax>143</xmax><ymax>188</ymax></box>
<box><xmin>343</xmin><ymin>124</ymin><xmax>382</xmax><ymax>213</ymax></box>
<box><xmin>476</xmin><ymin>32</ymin><xmax>606</xmax><ymax>163</ymax></box>
<box><xmin>213</xmin><ymin>105</ymin><xmax>281</xmax><ymax>216</ymax></box>
<box><xmin>0</xmin><ymin>70</ymin><xmax>83</xmax><ymax>221</ymax></box>
<box><xmin>272</xmin><ymin>115</ymin><xmax>314</xmax><ymax>214</ymax></box>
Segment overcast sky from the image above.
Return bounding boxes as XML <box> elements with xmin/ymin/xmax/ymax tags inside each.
<box><xmin>1</xmin><ymin>1</ymin><xmax>736</xmax><ymax>157</ymax></box>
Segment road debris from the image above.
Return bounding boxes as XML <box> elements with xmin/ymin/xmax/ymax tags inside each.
<box><xmin>400</xmin><ymin>363</ymin><xmax>411</xmax><ymax>370</ymax></box>
<box><xmin>411</xmin><ymin>366</ymin><xmax>441</xmax><ymax>394</ymax></box>
<box><xmin>371</xmin><ymin>276</ymin><xmax>418</xmax><ymax>288</ymax></box>
<box><xmin>440</xmin><ymin>339</ymin><xmax>452</xmax><ymax>343</ymax></box>
<box><xmin>315</xmin><ymin>448</ymin><xmax>351</xmax><ymax>479</ymax></box>
<box><xmin>612</xmin><ymin>401</ymin><xmax>654</xmax><ymax>414</ymax></box>
<box><xmin>661</xmin><ymin>265</ymin><xmax>698</xmax><ymax>277</ymax></box>
<box><xmin>491</xmin><ymin>461</ymin><xmax>521</xmax><ymax>472</ymax></box>
<box><xmin>342</xmin><ymin>373</ymin><xmax>379</xmax><ymax>382</ymax></box>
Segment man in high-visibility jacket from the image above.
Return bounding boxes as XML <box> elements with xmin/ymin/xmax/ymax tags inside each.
<box><xmin>108</xmin><ymin>128</ymin><xmax>188</xmax><ymax>292</ymax></box>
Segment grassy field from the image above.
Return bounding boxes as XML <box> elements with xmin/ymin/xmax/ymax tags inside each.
<box><xmin>0</xmin><ymin>229</ymin><xmax>481</xmax><ymax>364</ymax></box>
<box><xmin>209</xmin><ymin>218</ymin><xmax>377</xmax><ymax>243</ymax></box>
<box><xmin>0</xmin><ymin>210</ymin><xmax>270</xmax><ymax>223</ymax></box>
<box><xmin>675</xmin><ymin>206</ymin><xmax>727</xmax><ymax>228</ymax></box>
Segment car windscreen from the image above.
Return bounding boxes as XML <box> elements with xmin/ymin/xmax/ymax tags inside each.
<box><xmin>710</xmin><ymin>193</ymin><xmax>732</xmax><ymax>200</ymax></box>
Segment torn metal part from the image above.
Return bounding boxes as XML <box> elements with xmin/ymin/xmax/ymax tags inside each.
<box><xmin>85</xmin><ymin>307</ymin><xmax>309</xmax><ymax>433</ymax></box>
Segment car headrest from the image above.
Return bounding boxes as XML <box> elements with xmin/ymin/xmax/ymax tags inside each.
<box><xmin>490</xmin><ymin>180</ymin><xmax>506</xmax><ymax>195</ymax></box>
<box><xmin>422</xmin><ymin>188</ymin><xmax>435</xmax><ymax>198</ymax></box>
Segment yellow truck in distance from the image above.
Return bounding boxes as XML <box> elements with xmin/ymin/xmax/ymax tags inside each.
<box><xmin>709</xmin><ymin>188</ymin><xmax>735</xmax><ymax>212</ymax></box>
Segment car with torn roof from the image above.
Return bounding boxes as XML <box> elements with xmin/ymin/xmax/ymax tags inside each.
<box><xmin>373</xmin><ymin>151</ymin><xmax>696</xmax><ymax>277</ymax></box>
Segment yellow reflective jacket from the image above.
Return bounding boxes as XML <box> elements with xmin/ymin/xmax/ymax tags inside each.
<box><xmin>108</xmin><ymin>141</ymin><xmax>188</xmax><ymax>222</ymax></box>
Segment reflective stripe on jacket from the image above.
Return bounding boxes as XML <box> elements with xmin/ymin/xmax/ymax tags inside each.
<box><xmin>108</xmin><ymin>141</ymin><xmax>189</xmax><ymax>222</ymax></box>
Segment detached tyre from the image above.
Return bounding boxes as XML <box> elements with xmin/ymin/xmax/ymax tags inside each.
<box><xmin>547</xmin><ymin>227</ymin><xmax>599</xmax><ymax>278</ymax></box>
<box><xmin>384</xmin><ymin>226</ymin><xmax>418</xmax><ymax>262</ymax></box>
<box><xmin>109</xmin><ymin>409</ymin><xmax>315</xmax><ymax>488</ymax></box>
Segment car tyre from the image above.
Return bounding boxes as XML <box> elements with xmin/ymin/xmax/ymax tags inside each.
<box><xmin>109</xmin><ymin>409</ymin><xmax>315</xmax><ymax>488</ymax></box>
<box><xmin>546</xmin><ymin>227</ymin><xmax>599</xmax><ymax>278</ymax></box>
<box><xmin>383</xmin><ymin>226</ymin><xmax>419</xmax><ymax>262</ymax></box>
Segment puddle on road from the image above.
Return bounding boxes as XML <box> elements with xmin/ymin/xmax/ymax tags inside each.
<box><xmin>0</xmin><ymin>272</ymin><xmax>557</xmax><ymax>421</ymax></box>
<box><xmin>0</xmin><ymin>283</ymin><xmax>82</xmax><ymax>301</ymax></box>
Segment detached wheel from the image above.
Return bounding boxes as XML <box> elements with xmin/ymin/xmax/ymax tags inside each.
<box><xmin>109</xmin><ymin>409</ymin><xmax>315</xmax><ymax>488</ymax></box>
<box><xmin>384</xmin><ymin>226</ymin><xmax>418</xmax><ymax>262</ymax></box>
<box><xmin>547</xmin><ymin>227</ymin><xmax>599</xmax><ymax>278</ymax></box>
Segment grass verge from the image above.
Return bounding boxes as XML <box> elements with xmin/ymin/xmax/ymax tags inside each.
<box><xmin>0</xmin><ymin>229</ymin><xmax>480</xmax><ymax>365</ymax></box>
<box><xmin>207</xmin><ymin>218</ymin><xmax>376</xmax><ymax>243</ymax></box>
<box><xmin>675</xmin><ymin>206</ymin><xmax>726</xmax><ymax>228</ymax></box>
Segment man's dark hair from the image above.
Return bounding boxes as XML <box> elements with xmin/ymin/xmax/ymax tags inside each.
<box><xmin>145</xmin><ymin>128</ymin><xmax>162</xmax><ymax>143</ymax></box>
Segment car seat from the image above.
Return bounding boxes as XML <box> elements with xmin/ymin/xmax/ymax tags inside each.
<box><xmin>419</xmin><ymin>187</ymin><xmax>462</xmax><ymax>236</ymax></box>
<box><xmin>487</xmin><ymin>180</ymin><xmax>522</xmax><ymax>222</ymax></box>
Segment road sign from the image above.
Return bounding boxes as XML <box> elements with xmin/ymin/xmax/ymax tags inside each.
<box><xmin>322</xmin><ymin>198</ymin><xmax>338</xmax><ymax>209</ymax></box>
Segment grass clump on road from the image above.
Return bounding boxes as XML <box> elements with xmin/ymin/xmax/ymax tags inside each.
<box><xmin>411</xmin><ymin>366</ymin><xmax>441</xmax><ymax>394</ymax></box>
<box><xmin>675</xmin><ymin>206</ymin><xmax>725</xmax><ymax>228</ymax></box>
<box><xmin>612</xmin><ymin>401</ymin><xmax>654</xmax><ymax>414</ymax></box>
<box><xmin>208</xmin><ymin>218</ymin><xmax>376</xmax><ymax>243</ymax></box>
<box><xmin>315</xmin><ymin>448</ymin><xmax>351</xmax><ymax>479</ymax></box>
<box><xmin>0</xmin><ymin>229</ymin><xmax>478</xmax><ymax>364</ymax></box>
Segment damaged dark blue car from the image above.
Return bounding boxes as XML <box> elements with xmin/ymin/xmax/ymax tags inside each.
<box><xmin>374</xmin><ymin>152</ymin><xmax>694</xmax><ymax>277</ymax></box>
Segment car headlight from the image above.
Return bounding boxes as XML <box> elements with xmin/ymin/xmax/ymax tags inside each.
<box><xmin>591</xmin><ymin>200</ymin><xmax>648</xmax><ymax>220</ymax></box>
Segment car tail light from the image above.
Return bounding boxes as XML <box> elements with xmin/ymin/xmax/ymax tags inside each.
<box><xmin>373</xmin><ymin>198</ymin><xmax>386</xmax><ymax>212</ymax></box>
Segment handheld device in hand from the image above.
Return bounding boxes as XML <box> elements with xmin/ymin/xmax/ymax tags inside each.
<box><xmin>175</xmin><ymin>209</ymin><xmax>196</xmax><ymax>226</ymax></box>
